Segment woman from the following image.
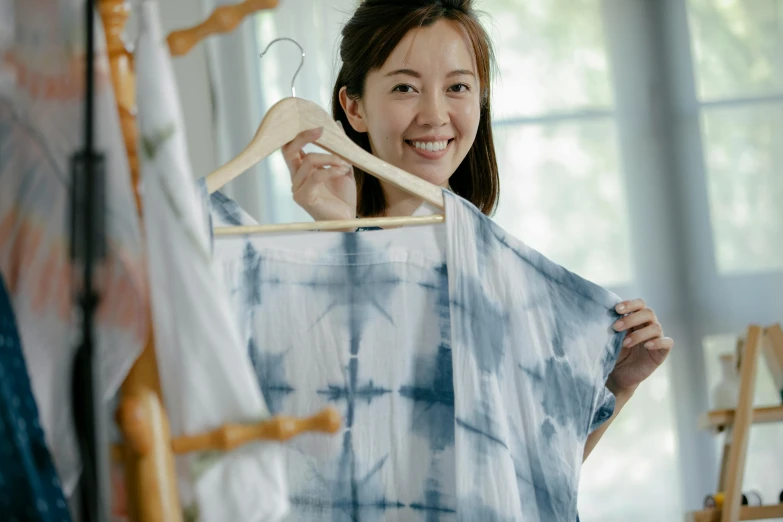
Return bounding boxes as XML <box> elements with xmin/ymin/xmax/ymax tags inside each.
<box><xmin>280</xmin><ymin>0</ymin><xmax>673</xmax><ymax>516</ymax></box>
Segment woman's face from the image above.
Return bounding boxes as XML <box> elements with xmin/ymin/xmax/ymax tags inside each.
<box><xmin>341</xmin><ymin>20</ymin><xmax>481</xmax><ymax>188</ymax></box>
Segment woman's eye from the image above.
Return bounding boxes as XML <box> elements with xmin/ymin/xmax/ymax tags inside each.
<box><xmin>392</xmin><ymin>84</ymin><xmax>415</xmax><ymax>93</ymax></box>
<box><xmin>449</xmin><ymin>83</ymin><xmax>470</xmax><ymax>93</ymax></box>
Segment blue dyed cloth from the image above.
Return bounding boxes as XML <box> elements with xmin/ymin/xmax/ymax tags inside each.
<box><xmin>0</xmin><ymin>275</ymin><xmax>72</xmax><ymax>520</ymax></box>
<box><xmin>201</xmin><ymin>184</ymin><xmax>623</xmax><ymax>521</ymax></box>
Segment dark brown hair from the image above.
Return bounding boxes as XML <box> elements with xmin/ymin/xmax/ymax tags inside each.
<box><xmin>331</xmin><ymin>0</ymin><xmax>499</xmax><ymax>217</ymax></box>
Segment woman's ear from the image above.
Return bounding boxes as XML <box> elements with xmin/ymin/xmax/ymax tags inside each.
<box><xmin>339</xmin><ymin>86</ymin><xmax>368</xmax><ymax>133</ymax></box>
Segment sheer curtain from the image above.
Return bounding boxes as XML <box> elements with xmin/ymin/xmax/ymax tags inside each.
<box><xmin>208</xmin><ymin>0</ymin><xmax>783</xmax><ymax>518</ymax></box>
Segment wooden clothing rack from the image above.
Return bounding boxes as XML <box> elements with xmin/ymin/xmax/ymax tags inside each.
<box><xmin>97</xmin><ymin>1</ymin><xmax>340</xmax><ymax>520</ymax></box>
<box><xmin>686</xmin><ymin>323</ymin><xmax>783</xmax><ymax>522</ymax></box>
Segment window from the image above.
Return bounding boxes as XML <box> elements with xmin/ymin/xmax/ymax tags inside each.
<box><xmin>484</xmin><ymin>2</ymin><xmax>681</xmax><ymax>519</ymax></box>
<box><xmin>488</xmin><ymin>0</ymin><xmax>633</xmax><ymax>288</ymax></box>
<box><xmin>687</xmin><ymin>0</ymin><xmax>783</xmax><ymax>275</ymax></box>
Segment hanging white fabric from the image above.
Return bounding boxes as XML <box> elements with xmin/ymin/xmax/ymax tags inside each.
<box><xmin>135</xmin><ymin>1</ymin><xmax>288</xmax><ymax>520</ymax></box>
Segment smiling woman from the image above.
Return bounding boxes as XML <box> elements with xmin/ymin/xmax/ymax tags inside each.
<box><xmin>233</xmin><ymin>0</ymin><xmax>783</xmax><ymax>518</ymax></box>
<box><xmin>338</xmin><ymin>21</ymin><xmax>483</xmax><ymax>216</ymax></box>
<box><xmin>275</xmin><ymin>1</ymin><xmax>498</xmax><ymax>221</ymax></box>
<box><xmin>332</xmin><ymin>4</ymin><xmax>498</xmax><ymax>219</ymax></box>
<box><xmin>268</xmin><ymin>1</ymin><xmax>673</xmax><ymax>520</ymax></box>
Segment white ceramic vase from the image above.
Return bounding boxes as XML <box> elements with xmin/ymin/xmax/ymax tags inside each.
<box><xmin>712</xmin><ymin>353</ymin><xmax>740</xmax><ymax>410</ymax></box>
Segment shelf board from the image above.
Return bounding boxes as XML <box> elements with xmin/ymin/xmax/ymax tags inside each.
<box><xmin>699</xmin><ymin>405</ymin><xmax>783</xmax><ymax>432</ymax></box>
<box><xmin>686</xmin><ymin>504</ymin><xmax>783</xmax><ymax>522</ymax></box>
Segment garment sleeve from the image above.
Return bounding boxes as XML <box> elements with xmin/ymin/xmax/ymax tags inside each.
<box><xmin>589</xmin><ymin>384</ymin><xmax>616</xmax><ymax>434</ymax></box>
<box><xmin>546</xmin><ymin>266</ymin><xmax>626</xmax><ymax>438</ymax></box>
<box><xmin>588</xmin><ymin>317</ymin><xmax>625</xmax><ymax>434</ymax></box>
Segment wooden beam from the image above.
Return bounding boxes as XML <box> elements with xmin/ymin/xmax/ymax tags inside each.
<box><xmin>720</xmin><ymin>325</ymin><xmax>762</xmax><ymax>522</ymax></box>
<box><xmin>687</xmin><ymin>504</ymin><xmax>783</xmax><ymax>522</ymax></box>
<box><xmin>98</xmin><ymin>1</ymin><xmax>181</xmax><ymax>520</ymax></box>
<box><xmin>698</xmin><ymin>406</ymin><xmax>783</xmax><ymax>432</ymax></box>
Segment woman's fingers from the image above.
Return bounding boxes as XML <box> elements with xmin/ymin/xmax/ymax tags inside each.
<box><xmin>282</xmin><ymin>125</ymin><xmax>358</xmax><ymax>222</ymax></box>
<box><xmin>293</xmin><ymin>163</ymin><xmax>352</xmax><ymax>208</ymax></box>
<box><xmin>644</xmin><ymin>337</ymin><xmax>674</xmax><ymax>351</ymax></box>
<box><xmin>282</xmin><ymin>127</ymin><xmax>324</xmax><ymax>173</ymax></box>
<box><xmin>615</xmin><ymin>298</ymin><xmax>646</xmax><ymax>315</ymax></box>
<box><xmin>305</xmin><ymin>164</ymin><xmax>353</xmax><ymax>191</ymax></box>
<box><xmin>613</xmin><ymin>307</ymin><xmax>658</xmax><ymax>332</ymax></box>
<box><xmin>291</xmin><ymin>153</ymin><xmax>351</xmax><ymax>193</ymax></box>
<box><xmin>622</xmin><ymin>322</ymin><xmax>664</xmax><ymax>348</ymax></box>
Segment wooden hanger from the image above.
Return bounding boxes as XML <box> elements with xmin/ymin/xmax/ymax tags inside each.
<box><xmin>167</xmin><ymin>0</ymin><xmax>279</xmax><ymax>57</ymax></box>
<box><xmin>205</xmin><ymin>38</ymin><xmax>446</xmax><ymax>235</ymax></box>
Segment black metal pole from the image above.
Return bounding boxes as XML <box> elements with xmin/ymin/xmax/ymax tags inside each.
<box><xmin>84</xmin><ymin>0</ymin><xmax>95</xmax><ymax>151</ymax></box>
<box><xmin>70</xmin><ymin>0</ymin><xmax>106</xmax><ymax>520</ymax></box>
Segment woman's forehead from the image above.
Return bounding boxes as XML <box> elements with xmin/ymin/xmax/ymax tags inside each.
<box><xmin>381</xmin><ymin>20</ymin><xmax>478</xmax><ymax>75</ymax></box>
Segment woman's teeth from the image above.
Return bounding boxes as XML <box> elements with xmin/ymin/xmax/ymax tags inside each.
<box><xmin>410</xmin><ymin>140</ymin><xmax>449</xmax><ymax>152</ymax></box>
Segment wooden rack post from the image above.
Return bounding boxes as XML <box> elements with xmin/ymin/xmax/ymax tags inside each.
<box><xmin>686</xmin><ymin>323</ymin><xmax>783</xmax><ymax>522</ymax></box>
<box><xmin>99</xmin><ymin>1</ymin><xmax>181</xmax><ymax>520</ymax></box>
<box><xmin>98</xmin><ymin>1</ymin><xmax>339</xmax><ymax>521</ymax></box>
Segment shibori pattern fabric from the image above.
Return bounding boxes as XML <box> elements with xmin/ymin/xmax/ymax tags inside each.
<box><xmin>0</xmin><ymin>0</ymin><xmax>147</xmax><ymax>496</ymax></box>
<box><xmin>135</xmin><ymin>3</ymin><xmax>288</xmax><ymax>521</ymax></box>
<box><xmin>200</xmin><ymin>185</ymin><xmax>624</xmax><ymax>521</ymax></box>
<box><xmin>443</xmin><ymin>192</ymin><xmax>622</xmax><ymax>520</ymax></box>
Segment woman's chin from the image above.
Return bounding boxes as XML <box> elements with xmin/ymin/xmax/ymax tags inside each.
<box><xmin>404</xmin><ymin>167</ymin><xmax>451</xmax><ymax>187</ymax></box>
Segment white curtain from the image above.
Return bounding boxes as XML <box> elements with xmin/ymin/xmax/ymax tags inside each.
<box><xmin>204</xmin><ymin>0</ymin><xmax>783</xmax><ymax>519</ymax></box>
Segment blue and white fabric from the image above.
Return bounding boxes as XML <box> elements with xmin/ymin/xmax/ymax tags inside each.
<box><xmin>201</xmin><ymin>185</ymin><xmax>624</xmax><ymax>521</ymax></box>
<box><xmin>0</xmin><ymin>273</ymin><xmax>71</xmax><ymax>521</ymax></box>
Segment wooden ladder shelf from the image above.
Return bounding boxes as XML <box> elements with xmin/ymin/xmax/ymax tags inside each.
<box><xmin>686</xmin><ymin>324</ymin><xmax>783</xmax><ymax>522</ymax></box>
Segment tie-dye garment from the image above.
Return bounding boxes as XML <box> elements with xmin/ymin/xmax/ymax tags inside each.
<box><xmin>201</xmin><ymin>185</ymin><xmax>623</xmax><ymax>521</ymax></box>
<box><xmin>0</xmin><ymin>1</ymin><xmax>147</xmax><ymax>495</ymax></box>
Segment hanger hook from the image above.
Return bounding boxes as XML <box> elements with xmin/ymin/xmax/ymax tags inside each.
<box><xmin>259</xmin><ymin>37</ymin><xmax>305</xmax><ymax>98</ymax></box>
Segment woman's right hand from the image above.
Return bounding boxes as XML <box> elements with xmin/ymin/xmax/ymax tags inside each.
<box><xmin>282</xmin><ymin>127</ymin><xmax>357</xmax><ymax>221</ymax></box>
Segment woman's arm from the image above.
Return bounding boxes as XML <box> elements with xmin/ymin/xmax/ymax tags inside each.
<box><xmin>583</xmin><ymin>388</ymin><xmax>633</xmax><ymax>462</ymax></box>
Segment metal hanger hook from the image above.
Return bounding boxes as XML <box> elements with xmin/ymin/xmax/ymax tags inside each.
<box><xmin>259</xmin><ymin>37</ymin><xmax>305</xmax><ymax>98</ymax></box>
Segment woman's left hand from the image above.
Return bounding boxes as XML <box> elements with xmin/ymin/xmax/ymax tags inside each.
<box><xmin>607</xmin><ymin>298</ymin><xmax>674</xmax><ymax>397</ymax></box>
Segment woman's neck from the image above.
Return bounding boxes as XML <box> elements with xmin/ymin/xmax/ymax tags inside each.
<box><xmin>380</xmin><ymin>181</ymin><xmax>425</xmax><ymax>217</ymax></box>
<box><xmin>380</xmin><ymin>180</ymin><xmax>447</xmax><ymax>217</ymax></box>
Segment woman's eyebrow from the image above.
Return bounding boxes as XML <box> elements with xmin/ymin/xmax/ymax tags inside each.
<box><xmin>384</xmin><ymin>68</ymin><xmax>475</xmax><ymax>78</ymax></box>
<box><xmin>385</xmin><ymin>68</ymin><xmax>420</xmax><ymax>78</ymax></box>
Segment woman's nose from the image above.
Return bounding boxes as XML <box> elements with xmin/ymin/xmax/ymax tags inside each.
<box><xmin>416</xmin><ymin>93</ymin><xmax>449</xmax><ymax>128</ymax></box>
